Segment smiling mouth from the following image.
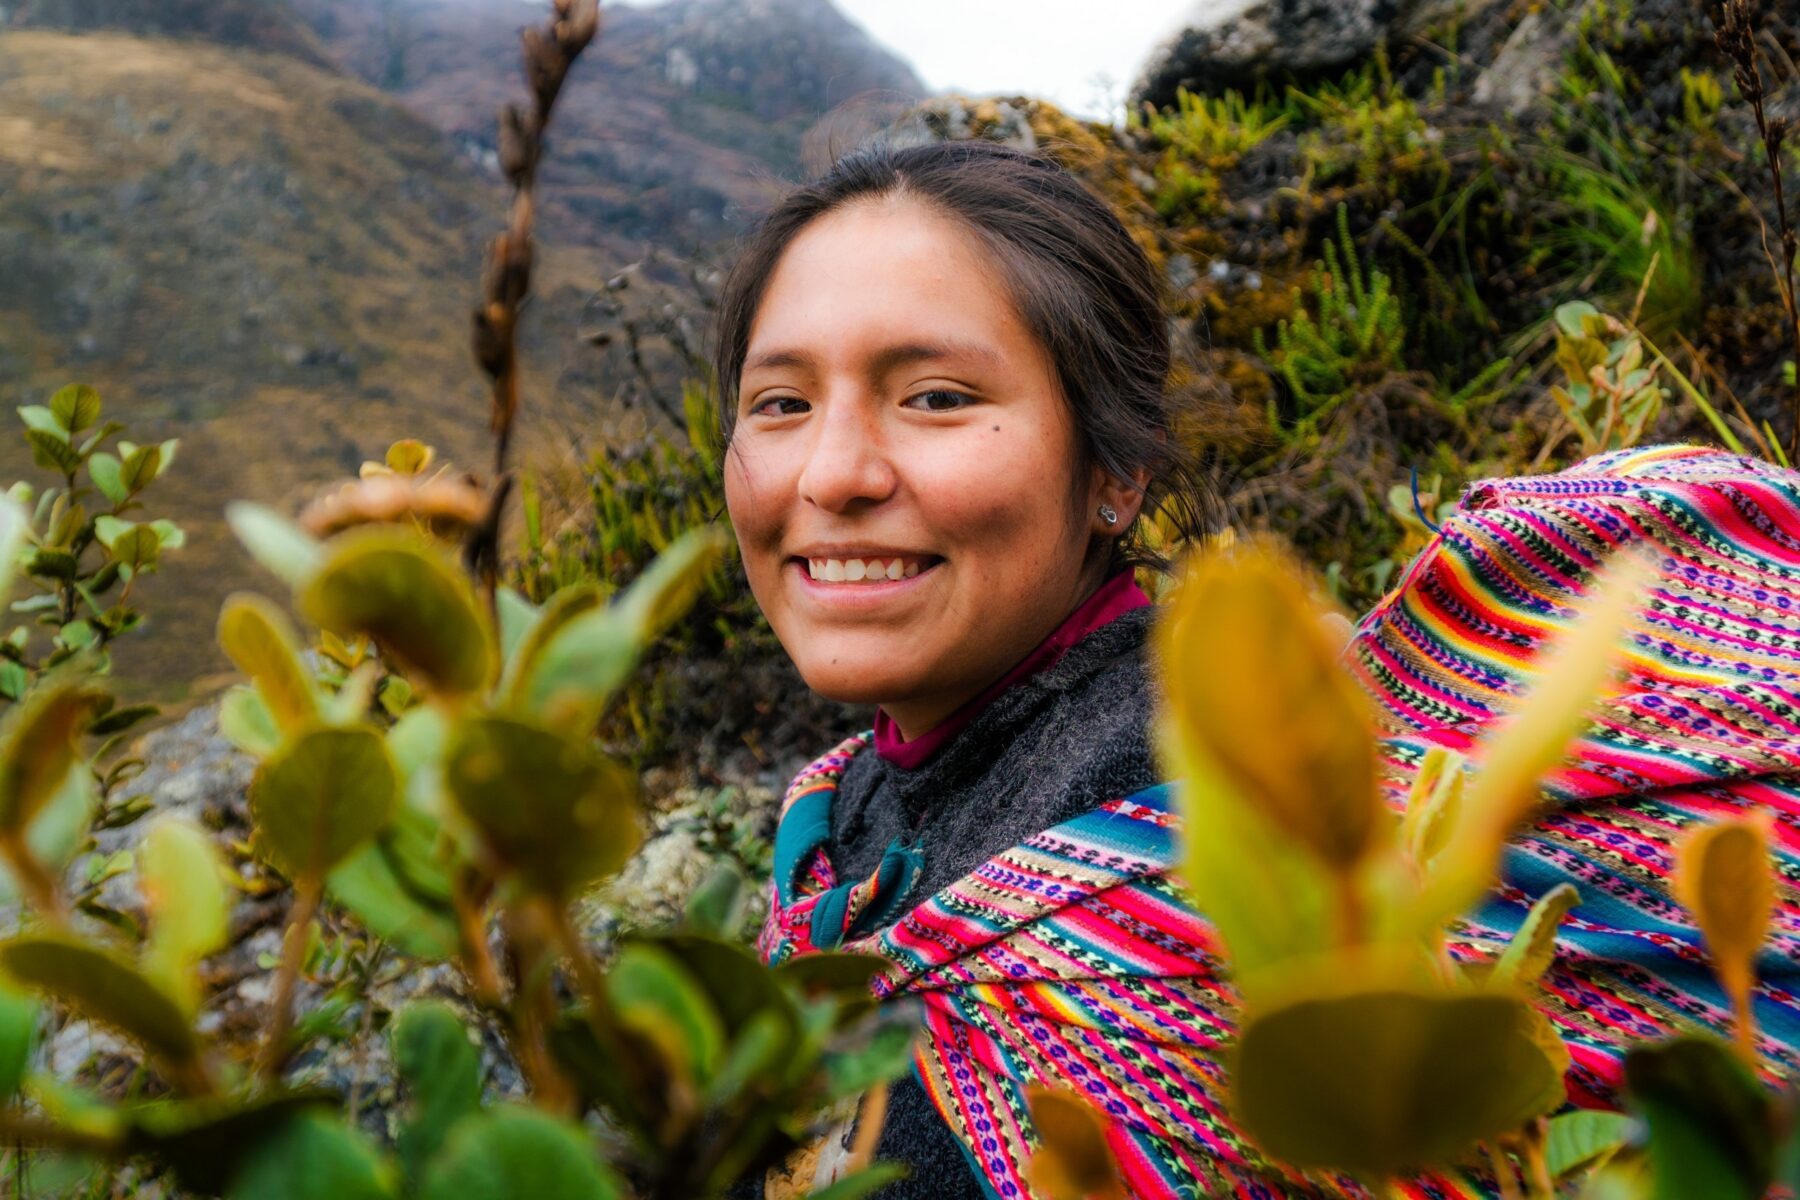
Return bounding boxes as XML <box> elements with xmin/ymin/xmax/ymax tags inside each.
<box><xmin>792</xmin><ymin>555</ymin><xmax>941</xmax><ymax>583</ymax></box>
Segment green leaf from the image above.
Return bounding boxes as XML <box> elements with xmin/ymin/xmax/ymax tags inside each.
<box><xmin>90</xmin><ymin>702</ymin><xmax>157</xmax><ymax>736</ymax></box>
<box><xmin>612</xmin><ymin>525</ymin><xmax>728</xmax><ymax>643</ymax></box>
<box><xmin>226</xmin><ymin>502</ymin><xmax>324</xmax><ymax>589</ymax></box>
<box><xmin>504</xmin><ymin>584</ymin><xmax>609</xmax><ymax>712</ymax></box>
<box><xmin>17</xmin><ymin>405</ymin><xmax>59</xmax><ymax>435</ymax></box>
<box><xmin>1544</xmin><ymin>1109</ymin><xmax>1635</xmax><ymax>1179</ymax></box>
<box><xmin>25</xmin><ymin>546</ymin><xmax>77</xmax><ymax>581</ymax></box>
<box><xmin>1624</xmin><ymin>1036</ymin><xmax>1774</xmax><ymax>1200</ymax></box>
<box><xmin>821</xmin><ymin>1013</ymin><xmax>915</xmax><ymax>1102</ymax></box>
<box><xmin>607</xmin><ymin>941</ymin><xmax>725</xmax><ymax>1087</ymax></box>
<box><xmin>140</xmin><ymin>818</ymin><xmax>229</xmax><ymax>1013</ymax></box>
<box><xmin>773</xmin><ymin>952</ymin><xmax>888</xmax><ymax>1001</ymax></box>
<box><xmin>0</xmin><ymin>680</ymin><xmax>105</xmax><ymax>834</ymax></box>
<box><xmin>684</xmin><ymin>859</ymin><xmax>747</xmax><ymax>939</ymax></box>
<box><xmin>150</xmin><ymin>519</ymin><xmax>185</xmax><ymax>551</ymax></box>
<box><xmin>250</xmin><ymin>725</ymin><xmax>398</xmax><ymax>883</ymax></box>
<box><xmin>0</xmin><ymin>493</ymin><xmax>29</xmax><ymax>606</ymax></box>
<box><xmin>1492</xmin><ymin>883</ymin><xmax>1581</xmax><ymax>987</ymax></box>
<box><xmin>88</xmin><ymin>452</ymin><xmax>127</xmax><ymax>506</ymax></box>
<box><xmin>48</xmin><ymin>385</ymin><xmax>101</xmax><ymax>435</ymax></box>
<box><xmin>495</xmin><ymin>585</ymin><xmax>540</xmax><ymax>666</ymax></box>
<box><xmin>119</xmin><ymin>443</ymin><xmax>163</xmax><ymax>494</ymax></box>
<box><xmin>444</xmin><ymin>715</ymin><xmax>639</xmax><ymax>898</ymax></box>
<box><xmin>219</xmin><ymin>685</ymin><xmax>281</xmax><ymax>758</ymax></box>
<box><xmin>1233</xmin><ymin>984</ymin><xmax>1566</xmax><ymax>1176</ymax></box>
<box><xmin>225</xmin><ymin>1109</ymin><xmax>396</xmax><ymax>1200</ymax></box>
<box><xmin>516</xmin><ymin>529</ymin><xmax>725</xmax><ymax>733</ymax></box>
<box><xmin>325</xmin><ymin>836</ymin><xmax>459</xmax><ymax>960</ymax></box>
<box><xmin>0</xmin><ymin>770</ymin><xmax>97</xmax><ymax>906</ymax></box>
<box><xmin>803</xmin><ymin>1165</ymin><xmax>911</xmax><ymax>1200</ymax></box>
<box><xmin>419</xmin><ymin>1108</ymin><xmax>624</xmax><ymax>1200</ymax></box>
<box><xmin>0</xmin><ymin>978</ymin><xmax>37</xmax><ymax>1101</ymax></box>
<box><xmin>113</xmin><ymin>526</ymin><xmax>161</xmax><ymax>571</ymax></box>
<box><xmin>0</xmin><ymin>661</ymin><xmax>25</xmax><ymax>701</ymax></box>
<box><xmin>392</xmin><ymin>1002</ymin><xmax>482</xmax><ymax>1181</ymax></box>
<box><xmin>27</xmin><ymin>429</ymin><xmax>81</xmax><ymax>474</ymax></box>
<box><xmin>217</xmin><ymin>593</ymin><xmax>318</xmax><ymax>732</ymax></box>
<box><xmin>123</xmin><ymin>1090</ymin><xmax>333</xmax><ymax>1195</ymax></box>
<box><xmin>300</xmin><ymin>530</ymin><xmax>493</xmax><ymax>696</ymax></box>
<box><xmin>0</xmin><ymin>934</ymin><xmax>199</xmax><ymax>1070</ymax></box>
<box><xmin>78</xmin><ymin>419</ymin><xmax>125</xmax><ymax>456</ymax></box>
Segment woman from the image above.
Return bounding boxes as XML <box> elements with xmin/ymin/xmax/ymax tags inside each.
<box><xmin>720</xmin><ymin>138</ymin><xmax>1800</xmax><ymax>1199</ymax></box>
<box><xmin>717</xmin><ymin>138</ymin><xmax>1233</xmax><ymax>1198</ymax></box>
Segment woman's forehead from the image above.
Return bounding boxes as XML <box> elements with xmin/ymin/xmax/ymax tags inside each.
<box><xmin>745</xmin><ymin>199</ymin><xmax>1028</xmax><ymax>368</ymax></box>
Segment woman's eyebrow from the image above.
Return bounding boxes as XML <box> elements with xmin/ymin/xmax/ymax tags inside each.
<box><xmin>743</xmin><ymin>339</ymin><xmax>1002</xmax><ymax>374</ymax></box>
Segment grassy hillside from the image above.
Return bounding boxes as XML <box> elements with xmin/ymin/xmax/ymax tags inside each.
<box><xmin>0</xmin><ymin>29</ymin><xmax>622</xmax><ymax>695</ymax></box>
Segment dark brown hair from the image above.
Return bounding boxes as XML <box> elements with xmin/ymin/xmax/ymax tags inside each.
<box><xmin>712</xmin><ymin>138</ymin><xmax>1211</xmax><ymax>571</ymax></box>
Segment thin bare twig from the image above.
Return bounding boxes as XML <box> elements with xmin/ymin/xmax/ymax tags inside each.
<box><xmin>1711</xmin><ymin>0</ymin><xmax>1800</xmax><ymax>461</ymax></box>
<box><xmin>465</xmin><ymin>0</ymin><xmax>601</xmax><ymax>594</ymax></box>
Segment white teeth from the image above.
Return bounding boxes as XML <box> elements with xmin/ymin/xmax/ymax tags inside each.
<box><xmin>804</xmin><ymin>557</ymin><xmax>929</xmax><ymax>584</ymax></box>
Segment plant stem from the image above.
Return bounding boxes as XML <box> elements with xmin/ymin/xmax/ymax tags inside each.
<box><xmin>0</xmin><ymin>833</ymin><xmax>65</xmax><ymax>926</ymax></box>
<box><xmin>452</xmin><ymin>870</ymin><xmax>504</xmax><ymax>1008</ymax></box>
<box><xmin>258</xmin><ymin>877</ymin><xmax>320</xmax><ymax>1082</ymax></box>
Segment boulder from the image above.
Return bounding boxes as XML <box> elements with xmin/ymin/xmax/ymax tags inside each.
<box><xmin>1132</xmin><ymin>0</ymin><xmax>1507</xmax><ymax>106</ymax></box>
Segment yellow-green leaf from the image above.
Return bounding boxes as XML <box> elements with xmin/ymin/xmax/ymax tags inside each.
<box><xmin>607</xmin><ymin>941</ymin><xmax>725</xmax><ymax>1088</ymax></box>
<box><xmin>444</xmin><ymin>715</ymin><xmax>639</xmax><ymax>898</ymax></box>
<box><xmin>1492</xmin><ymin>883</ymin><xmax>1580</xmax><ymax>988</ymax></box>
<box><xmin>226</xmin><ymin>502</ymin><xmax>324</xmax><ymax>589</ymax></box>
<box><xmin>1411</xmin><ymin>549</ymin><xmax>1652</xmax><ymax>932</ymax></box>
<box><xmin>48</xmin><ymin>385</ymin><xmax>101</xmax><ymax>434</ymax></box>
<box><xmin>300</xmin><ymin>531</ymin><xmax>493</xmax><ymax>696</ymax></box>
<box><xmin>0</xmin><ymin>934</ymin><xmax>199</xmax><ymax>1071</ymax></box>
<box><xmin>1157</xmin><ymin>544</ymin><xmax>1385</xmax><ymax>874</ymax></box>
<box><xmin>27</xmin><ymin>429</ymin><xmax>80</xmax><ymax>474</ymax></box>
<box><xmin>516</xmin><ymin>531</ymin><xmax>725</xmax><ymax>733</ymax></box>
<box><xmin>1233</xmin><ymin>984</ymin><xmax>1566</xmax><ymax>1176</ymax></box>
<box><xmin>1400</xmin><ymin>746</ymin><xmax>1465</xmax><ymax>875</ymax></box>
<box><xmin>140</xmin><ymin>819</ymin><xmax>230</xmax><ymax>1013</ymax></box>
<box><xmin>385</xmin><ymin>440</ymin><xmax>434</xmax><ymax>476</ymax></box>
<box><xmin>611</xmin><ymin>526</ymin><xmax>727</xmax><ymax>644</ymax></box>
<box><xmin>1674</xmin><ymin>815</ymin><xmax>1776</xmax><ymax>1052</ymax></box>
<box><xmin>250</xmin><ymin>725</ymin><xmax>398</xmax><ymax>883</ymax></box>
<box><xmin>500</xmin><ymin>583</ymin><xmax>602</xmax><ymax>700</ymax></box>
<box><xmin>1025</xmin><ymin>1088</ymin><xmax>1126</xmax><ymax>1200</ymax></box>
<box><xmin>0</xmin><ymin>680</ymin><xmax>106</xmax><ymax>834</ymax></box>
<box><xmin>218</xmin><ymin>594</ymin><xmax>318</xmax><ymax>732</ymax></box>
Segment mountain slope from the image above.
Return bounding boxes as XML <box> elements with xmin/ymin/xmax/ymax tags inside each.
<box><xmin>0</xmin><ymin>29</ymin><xmax>618</xmax><ymax>689</ymax></box>
<box><xmin>291</xmin><ymin>0</ymin><xmax>928</xmax><ymax>246</ymax></box>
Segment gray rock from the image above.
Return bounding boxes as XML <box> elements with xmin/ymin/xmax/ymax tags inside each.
<box><xmin>1133</xmin><ymin>0</ymin><xmax>1507</xmax><ymax>105</ymax></box>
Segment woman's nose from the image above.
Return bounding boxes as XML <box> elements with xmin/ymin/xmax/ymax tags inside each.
<box><xmin>796</xmin><ymin>396</ymin><xmax>898</xmax><ymax>514</ymax></box>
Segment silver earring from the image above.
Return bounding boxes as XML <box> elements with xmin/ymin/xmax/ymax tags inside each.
<box><xmin>1098</xmin><ymin>503</ymin><xmax>1119</xmax><ymax>526</ymax></box>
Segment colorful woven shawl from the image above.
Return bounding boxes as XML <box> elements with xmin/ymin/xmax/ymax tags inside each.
<box><xmin>757</xmin><ymin>445</ymin><xmax>1800</xmax><ymax>1199</ymax></box>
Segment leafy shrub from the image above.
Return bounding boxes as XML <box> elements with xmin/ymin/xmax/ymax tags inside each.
<box><xmin>0</xmin><ymin>493</ymin><xmax>912</xmax><ymax>1198</ymax></box>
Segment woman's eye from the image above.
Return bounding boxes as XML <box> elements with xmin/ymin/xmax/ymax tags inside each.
<box><xmin>903</xmin><ymin>389</ymin><xmax>976</xmax><ymax>412</ymax></box>
<box><xmin>751</xmin><ymin>396</ymin><xmax>810</xmax><ymax>417</ymax></box>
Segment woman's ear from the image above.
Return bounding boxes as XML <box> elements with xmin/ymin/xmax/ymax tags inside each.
<box><xmin>1090</xmin><ymin>465</ymin><xmax>1153</xmax><ymax>536</ymax></box>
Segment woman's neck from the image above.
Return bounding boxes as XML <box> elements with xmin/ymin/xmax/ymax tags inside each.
<box><xmin>873</xmin><ymin>568</ymin><xmax>1150</xmax><ymax>765</ymax></box>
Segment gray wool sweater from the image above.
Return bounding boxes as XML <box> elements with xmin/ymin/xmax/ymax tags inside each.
<box><xmin>828</xmin><ymin>606</ymin><xmax>1160</xmax><ymax>1199</ymax></box>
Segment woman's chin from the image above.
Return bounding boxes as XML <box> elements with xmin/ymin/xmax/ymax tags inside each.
<box><xmin>793</xmin><ymin>658</ymin><xmax>924</xmax><ymax>709</ymax></box>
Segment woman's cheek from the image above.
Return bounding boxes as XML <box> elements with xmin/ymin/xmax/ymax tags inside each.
<box><xmin>722</xmin><ymin>443</ymin><xmax>787</xmax><ymax>601</ymax></box>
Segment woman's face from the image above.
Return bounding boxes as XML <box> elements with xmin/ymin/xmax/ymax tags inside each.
<box><xmin>724</xmin><ymin>195</ymin><xmax>1129</xmax><ymax>738</ymax></box>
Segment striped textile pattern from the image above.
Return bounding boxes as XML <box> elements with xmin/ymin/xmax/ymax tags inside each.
<box><xmin>757</xmin><ymin>445</ymin><xmax>1800</xmax><ymax>1199</ymax></box>
<box><xmin>1351</xmin><ymin>444</ymin><xmax>1800</xmax><ymax>1100</ymax></box>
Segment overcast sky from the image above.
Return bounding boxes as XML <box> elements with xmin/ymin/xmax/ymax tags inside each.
<box><xmin>625</xmin><ymin>0</ymin><xmax>1243</xmax><ymax>123</ymax></box>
